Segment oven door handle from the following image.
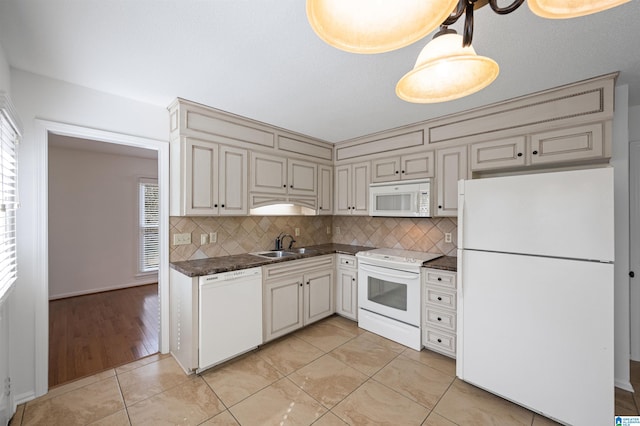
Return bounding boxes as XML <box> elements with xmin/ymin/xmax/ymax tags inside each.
<box><xmin>358</xmin><ymin>263</ymin><xmax>419</xmax><ymax>280</ymax></box>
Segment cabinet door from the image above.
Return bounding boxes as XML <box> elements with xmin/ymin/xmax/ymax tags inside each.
<box><xmin>288</xmin><ymin>159</ymin><xmax>317</xmax><ymax>197</ymax></box>
<box><xmin>318</xmin><ymin>165</ymin><xmax>333</xmax><ymax>215</ymax></box>
<box><xmin>351</xmin><ymin>161</ymin><xmax>370</xmax><ymax>215</ymax></box>
<box><xmin>263</xmin><ymin>276</ymin><xmax>304</xmax><ymax>342</ymax></box>
<box><xmin>336</xmin><ymin>268</ymin><xmax>357</xmax><ymax>320</ymax></box>
<box><xmin>401</xmin><ymin>152</ymin><xmax>435</xmax><ymax>180</ymax></box>
<box><xmin>530</xmin><ymin>123</ymin><xmax>604</xmax><ymax>165</ymax></box>
<box><xmin>470</xmin><ymin>137</ymin><xmax>526</xmax><ymax>171</ymax></box>
<box><xmin>334</xmin><ymin>165</ymin><xmax>352</xmax><ymax>215</ymax></box>
<box><xmin>185</xmin><ymin>138</ymin><xmax>219</xmax><ymax>215</ymax></box>
<box><xmin>304</xmin><ymin>269</ymin><xmax>334</xmax><ymax>325</ymax></box>
<box><xmin>436</xmin><ymin>146</ymin><xmax>468</xmax><ymax>217</ymax></box>
<box><xmin>371</xmin><ymin>157</ymin><xmax>400</xmax><ymax>183</ymax></box>
<box><xmin>219</xmin><ymin>146</ymin><xmax>248</xmax><ymax>215</ymax></box>
<box><xmin>250</xmin><ymin>152</ymin><xmax>287</xmax><ymax>195</ymax></box>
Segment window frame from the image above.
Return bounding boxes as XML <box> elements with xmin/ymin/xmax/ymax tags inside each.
<box><xmin>138</xmin><ymin>177</ymin><xmax>159</xmax><ymax>275</ymax></box>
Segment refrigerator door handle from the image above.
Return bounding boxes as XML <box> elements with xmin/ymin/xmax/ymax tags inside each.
<box><xmin>458</xmin><ymin>179</ymin><xmax>465</xmax><ymax>248</ymax></box>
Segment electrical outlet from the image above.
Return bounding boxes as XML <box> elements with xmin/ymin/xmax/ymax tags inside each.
<box><xmin>326</xmin><ymin>226</ymin><xmax>331</xmax><ymax>235</ymax></box>
<box><xmin>294</xmin><ymin>227</ymin><xmax>300</xmax><ymax>237</ymax></box>
<box><xmin>445</xmin><ymin>232</ymin><xmax>452</xmax><ymax>243</ymax></box>
<box><xmin>200</xmin><ymin>234</ymin><xmax>209</xmax><ymax>245</ymax></box>
<box><xmin>210</xmin><ymin>232</ymin><xmax>217</xmax><ymax>243</ymax></box>
<box><xmin>336</xmin><ymin>227</ymin><xmax>341</xmax><ymax>234</ymax></box>
<box><xmin>173</xmin><ymin>233</ymin><xmax>191</xmax><ymax>245</ymax></box>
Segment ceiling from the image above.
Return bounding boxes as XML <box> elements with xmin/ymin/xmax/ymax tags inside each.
<box><xmin>0</xmin><ymin>0</ymin><xmax>638</xmax><ymax>144</ymax></box>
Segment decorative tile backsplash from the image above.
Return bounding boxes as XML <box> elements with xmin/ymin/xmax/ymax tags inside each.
<box><xmin>170</xmin><ymin>215</ymin><xmax>457</xmax><ymax>262</ymax></box>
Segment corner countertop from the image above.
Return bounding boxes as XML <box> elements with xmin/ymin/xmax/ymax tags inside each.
<box><xmin>170</xmin><ymin>243</ymin><xmax>375</xmax><ymax>277</ymax></box>
<box><xmin>423</xmin><ymin>255</ymin><xmax>457</xmax><ymax>272</ymax></box>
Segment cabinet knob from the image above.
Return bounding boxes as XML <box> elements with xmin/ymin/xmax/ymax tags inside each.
<box><xmin>401</xmin><ymin>170</ymin><xmax>405</xmax><ymax>174</ymax></box>
<box><xmin>283</xmin><ymin>184</ymin><xmax>287</xmax><ymax>187</ymax></box>
<box><xmin>345</xmin><ymin>261</ymin><xmax>349</xmax><ymax>264</ymax></box>
<box><xmin>395</xmin><ymin>170</ymin><xmax>399</xmax><ymax>174</ymax></box>
<box><xmin>306</xmin><ymin>280</ymin><xmax>310</xmax><ymax>285</ymax></box>
<box><xmin>438</xmin><ymin>205</ymin><xmax>443</xmax><ymax>209</ymax></box>
<box><xmin>437</xmin><ymin>317</ymin><xmax>442</xmax><ymax>321</ymax></box>
<box><xmin>631</xmin><ymin>271</ymin><xmax>636</xmax><ymax>278</ymax></box>
<box><xmin>437</xmin><ymin>277</ymin><xmax>442</xmax><ymax>281</ymax></box>
<box><xmin>437</xmin><ymin>296</ymin><xmax>442</xmax><ymax>301</ymax></box>
<box><xmin>517</xmin><ymin>153</ymin><xmax>523</xmax><ymax>157</ymax></box>
<box><xmin>347</xmin><ymin>206</ymin><xmax>351</xmax><ymax>210</ymax></box>
<box><xmin>214</xmin><ymin>204</ymin><xmax>218</xmax><ymax>207</ymax></box>
<box><xmin>532</xmin><ymin>150</ymin><xmax>539</xmax><ymax>155</ymax></box>
<box><xmin>291</xmin><ymin>185</ymin><xmax>294</xmax><ymax>189</ymax></box>
<box><xmin>352</xmin><ymin>278</ymin><xmax>355</xmax><ymax>281</ymax></box>
<box><xmin>437</xmin><ymin>338</ymin><xmax>442</xmax><ymax>343</ymax></box>
<box><xmin>299</xmin><ymin>282</ymin><xmax>303</xmax><ymax>287</ymax></box>
<box><xmin>221</xmin><ymin>204</ymin><xmax>225</xmax><ymax>208</ymax></box>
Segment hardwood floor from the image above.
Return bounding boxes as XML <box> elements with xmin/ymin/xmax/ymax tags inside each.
<box><xmin>48</xmin><ymin>283</ymin><xmax>159</xmax><ymax>388</ymax></box>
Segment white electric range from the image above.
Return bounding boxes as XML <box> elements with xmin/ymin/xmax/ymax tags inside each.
<box><xmin>355</xmin><ymin>248</ymin><xmax>442</xmax><ymax>350</ymax></box>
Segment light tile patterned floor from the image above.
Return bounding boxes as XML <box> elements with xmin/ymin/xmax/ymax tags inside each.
<box><xmin>10</xmin><ymin>314</ymin><xmax>633</xmax><ymax>425</ymax></box>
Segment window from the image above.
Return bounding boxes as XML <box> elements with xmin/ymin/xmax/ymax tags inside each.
<box><xmin>139</xmin><ymin>178</ymin><xmax>159</xmax><ymax>273</ymax></box>
<box><xmin>0</xmin><ymin>96</ymin><xmax>20</xmax><ymax>302</ymax></box>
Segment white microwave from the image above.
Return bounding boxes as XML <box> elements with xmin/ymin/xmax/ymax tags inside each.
<box><xmin>369</xmin><ymin>178</ymin><xmax>431</xmax><ymax>217</ymax></box>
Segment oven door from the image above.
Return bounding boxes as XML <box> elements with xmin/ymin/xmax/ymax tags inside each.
<box><xmin>358</xmin><ymin>262</ymin><xmax>421</xmax><ymax>326</ymax></box>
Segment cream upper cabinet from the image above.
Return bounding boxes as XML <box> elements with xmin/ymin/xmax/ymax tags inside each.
<box><xmin>530</xmin><ymin>123</ymin><xmax>604</xmax><ymax>165</ymax></box>
<box><xmin>334</xmin><ymin>161</ymin><xmax>370</xmax><ymax>215</ymax></box>
<box><xmin>436</xmin><ymin>146</ymin><xmax>468</xmax><ymax>217</ymax></box>
<box><xmin>250</xmin><ymin>152</ymin><xmax>287</xmax><ymax>195</ymax></box>
<box><xmin>470</xmin><ymin>137</ymin><xmax>526</xmax><ymax>172</ymax></box>
<box><xmin>371</xmin><ymin>152</ymin><xmax>434</xmax><ymax>183</ymax></box>
<box><xmin>178</xmin><ymin>138</ymin><xmax>248</xmax><ymax>216</ymax></box>
<box><xmin>318</xmin><ymin>165</ymin><xmax>333</xmax><ymax>215</ymax></box>
<box><xmin>250</xmin><ymin>152</ymin><xmax>318</xmax><ymax>209</ymax></box>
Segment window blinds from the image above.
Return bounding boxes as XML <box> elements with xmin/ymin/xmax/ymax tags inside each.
<box><xmin>0</xmin><ymin>106</ymin><xmax>19</xmax><ymax>301</ymax></box>
<box><xmin>139</xmin><ymin>179</ymin><xmax>159</xmax><ymax>273</ymax></box>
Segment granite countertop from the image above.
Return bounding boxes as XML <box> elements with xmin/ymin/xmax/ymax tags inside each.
<box><xmin>170</xmin><ymin>243</ymin><xmax>375</xmax><ymax>277</ymax></box>
<box><xmin>423</xmin><ymin>255</ymin><xmax>457</xmax><ymax>272</ymax></box>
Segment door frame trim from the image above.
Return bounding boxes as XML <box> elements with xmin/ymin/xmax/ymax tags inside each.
<box><xmin>33</xmin><ymin>119</ymin><xmax>170</xmax><ymax>397</ymax></box>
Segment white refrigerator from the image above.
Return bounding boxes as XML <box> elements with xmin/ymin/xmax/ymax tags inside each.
<box><xmin>457</xmin><ymin>167</ymin><xmax>614</xmax><ymax>426</ymax></box>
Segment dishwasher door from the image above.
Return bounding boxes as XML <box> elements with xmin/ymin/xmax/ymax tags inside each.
<box><xmin>198</xmin><ymin>267</ymin><xmax>262</xmax><ymax>372</ymax></box>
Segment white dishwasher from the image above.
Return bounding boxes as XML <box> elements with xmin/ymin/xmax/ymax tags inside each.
<box><xmin>198</xmin><ymin>267</ymin><xmax>262</xmax><ymax>373</ymax></box>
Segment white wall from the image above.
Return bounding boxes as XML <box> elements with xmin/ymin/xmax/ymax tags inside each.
<box><xmin>0</xmin><ymin>42</ymin><xmax>9</xmax><ymax>94</ymax></box>
<box><xmin>630</xmin><ymin>105</ymin><xmax>640</xmax><ymax>142</ymax></box>
<box><xmin>10</xmin><ymin>69</ymin><xmax>167</xmax><ymax>403</ymax></box>
<box><xmin>48</xmin><ymin>144</ymin><xmax>158</xmax><ymax>299</ymax></box>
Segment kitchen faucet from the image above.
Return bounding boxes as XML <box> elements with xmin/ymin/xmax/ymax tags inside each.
<box><xmin>274</xmin><ymin>232</ymin><xmax>296</xmax><ymax>250</ymax></box>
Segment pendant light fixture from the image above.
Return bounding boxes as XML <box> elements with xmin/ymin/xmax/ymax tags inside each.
<box><xmin>396</xmin><ymin>28</ymin><xmax>499</xmax><ymax>103</ymax></box>
<box><xmin>306</xmin><ymin>0</ymin><xmax>459</xmax><ymax>53</ymax></box>
<box><xmin>528</xmin><ymin>0</ymin><xmax>630</xmax><ymax>18</ymax></box>
<box><xmin>306</xmin><ymin>0</ymin><xmax>630</xmax><ymax>102</ymax></box>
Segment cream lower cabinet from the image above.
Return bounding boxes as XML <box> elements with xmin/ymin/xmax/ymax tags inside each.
<box><xmin>335</xmin><ymin>162</ymin><xmax>370</xmax><ymax>215</ymax></box>
<box><xmin>263</xmin><ymin>255</ymin><xmax>335</xmax><ymax>342</ymax></box>
<box><xmin>335</xmin><ymin>254</ymin><xmax>358</xmax><ymax>321</ymax></box>
<box><xmin>435</xmin><ymin>145</ymin><xmax>468</xmax><ymax>217</ymax></box>
<box><xmin>422</xmin><ymin>268</ymin><xmax>457</xmax><ymax>358</ymax></box>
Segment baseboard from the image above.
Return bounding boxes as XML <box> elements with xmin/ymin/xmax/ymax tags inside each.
<box><xmin>49</xmin><ymin>279</ymin><xmax>158</xmax><ymax>300</ymax></box>
<box><xmin>615</xmin><ymin>378</ymin><xmax>634</xmax><ymax>392</ymax></box>
<box><xmin>14</xmin><ymin>390</ymin><xmax>35</xmax><ymax>406</ymax></box>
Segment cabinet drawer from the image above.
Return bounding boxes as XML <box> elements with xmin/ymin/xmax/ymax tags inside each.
<box><xmin>337</xmin><ymin>254</ymin><xmax>357</xmax><ymax>269</ymax></box>
<box><xmin>424</xmin><ymin>307</ymin><xmax>456</xmax><ymax>333</ymax></box>
<box><xmin>423</xmin><ymin>269</ymin><xmax>456</xmax><ymax>289</ymax></box>
<box><xmin>263</xmin><ymin>255</ymin><xmax>334</xmax><ymax>280</ymax></box>
<box><xmin>425</xmin><ymin>287</ymin><xmax>456</xmax><ymax>310</ymax></box>
<box><xmin>423</xmin><ymin>328</ymin><xmax>456</xmax><ymax>357</ymax></box>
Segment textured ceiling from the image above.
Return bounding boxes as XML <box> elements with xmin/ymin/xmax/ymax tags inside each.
<box><xmin>0</xmin><ymin>0</ymin><xmax>638</xmax><ymax>143</ymax></box>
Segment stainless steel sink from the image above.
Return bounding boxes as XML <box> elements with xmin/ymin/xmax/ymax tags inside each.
<box><xmin>251</xmin><ymin>250</ymin><xmax>297</xmax><ymax>259</ymax></box>
<box><xmin>286</xmin><ymin>248</ymin><xmax>317</xmax><ymax>254</ymax></box>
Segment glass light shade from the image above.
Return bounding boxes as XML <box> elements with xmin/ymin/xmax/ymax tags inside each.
<box><xmin>306</xmin><ymin>0</ymin><xmax>460</xmax><ymax>54</ymax></box>
<box><xmin>396</xmin><ymin>33</ymin><xmax>499</xmax><ymax>103</ymax></box>
<box><xmin>528</xmin><ymin>0</ymin><xmax>630</xmax><ymax>18</ymax></box>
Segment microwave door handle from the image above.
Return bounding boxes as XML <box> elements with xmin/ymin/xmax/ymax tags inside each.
<box><xmin>359</xmin><ymin>264</ymin><xmax>418</xmax><ymax>280</ymax></box>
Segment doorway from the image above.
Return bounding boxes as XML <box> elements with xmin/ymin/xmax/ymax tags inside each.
<box><xmin>47</xmin><ymin>135</ymin><xmax>160</xmax><ymax>386</ymax></box>
<box><xmin>630</xmin><ymin>140</ymin><xmax>640</xmax><ymax>360</ymax></box>
<box><xmin>33</xmin><ymin>120</ymin><xmax>170</xmax><ymax>396</ymax></box>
